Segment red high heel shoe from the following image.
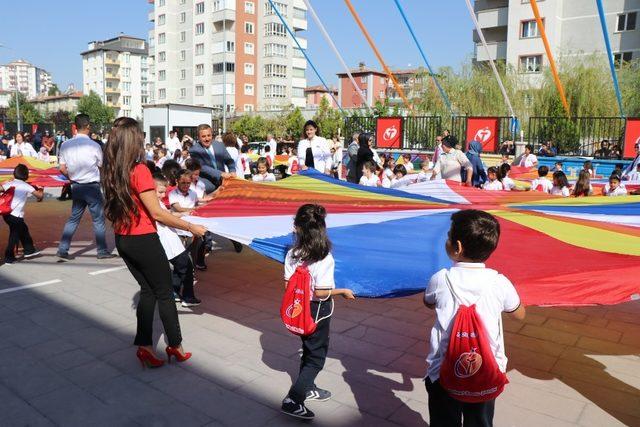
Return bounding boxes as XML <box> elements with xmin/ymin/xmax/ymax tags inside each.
<box><xmin>165</xmin><ymin>346</ymin><xmax>192</xmax><ymax>363</ymax></box>
<box><xmin>136</xmin><ymin>347</ymin><xmax>165</xmax><ymax>369</ymax></box>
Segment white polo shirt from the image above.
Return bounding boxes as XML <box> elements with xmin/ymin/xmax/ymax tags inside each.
<box><xmin>58</xmin><ymin>134</ymin><xmax>103</xmax><ymax>183</ymax></box>
<box><xmin>284</xmin><ymin>250</ymin><xmax>335</xmax><ymax>302</ymax></box>
<box><xmin>252</xmin><ymin>172</ymin><xmax>276</xmax><ymax>182</ymax></box>
<box><xmin>156</xmin><ymin>204</ymin><xmax>186</xmax><ymax>260</ymax></box>
<box><xmin>168</xmin><ymin>188</ymin><xmax>197</xmax><ymax>209</ymax></box>
<box><xmin>10</xmin><ymin>142</ymin><xmax>37</xmax><ymax>158</ymax></box>
<box><xmin>2</xmin><ymin>179</ymin><xmax>36</xmax><ymax>218</ymax></box>
<box><xmin>424</xmin><ymin>263</ymin><xmax>520</xmax><ymax>381</ymax></box>
<box><xmin>530</xmin><ymin>177</ymin><xmax>553</xmax><ymax>193</ymax></box>
<box><xmin>190</xmin><ymin>179</ymin><xmax>207</xmax><ymax>199</ymax></box>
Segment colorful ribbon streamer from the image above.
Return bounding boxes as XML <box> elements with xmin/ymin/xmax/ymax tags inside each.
<box><xmin>595</xmin><ymin>0</ymin><xmax>625</xmax><ymax>117</ymax></box>
<box><xmin>529</xmin><ymin>0</ymin><xmax>570</xmax><ymax>117</ymax></box>
<box><xmin>343</xmin><ymin>0</ymin><xmax>413</xmax><ymax>111</ymax></box>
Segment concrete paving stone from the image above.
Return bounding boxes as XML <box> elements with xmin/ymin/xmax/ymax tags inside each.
<box><xmin>519</xmin><ymin>324</ymin><xmax>580</xmax><ymax>346</ymax></box>
<box><xmin>502</xmin><ymin>317</ymin><xmax>525</xmax><ymax>333</ymax></box>
<box><xmin>620</xmin><ymin>331</ymin><xmax>640</xmax><ymax>347</ymax></box>
<box><xmin>183</xmin><ymin>354</ymin><xmax>266</xmax><ymax>391</ymax></box>
<box><xmin>504</xmin><ymin>331</ymin><xmax>567</xmax><ymax>357</ymax></box>
<box><xmin>606</xmin><ymin>319</ymin><xmax>640</xmax><ymax>334</ymax></box>
<box><xmin>544</xmin><ymin>318</ymin><xmax>622</xmax><ymax>343</ymax></box>
<box><xmin>377</xmin><ymin>306</ymin><xmax>433</xmax><ymax>326</ymax></box>
<box><xmin>551</xmin><ymin>358</ymin><xmax>640</xmax><ymax>396</ymax></box>
<box><xmin>404</xmin><ymin>339</ymin><xmax>429</xmax><ymax>358</ymax></box>
<box><xmin>327</xmin><ymin>317</ymin><xmax>359</xmax><ymax>334</ymax></box>
<box><xmin>577</xmin><ymin>403</ymin><xmax>639</xmax><ymax>427</ymax></box>
<box><xmin>583</xmin><ymin>316</ymin><xmax>609</xmax><ymax>328</ymax></box>
<box><xmin>0</xmin><ymin>293</ymin><xmax>52</xmax><ymax>313</ymax></box>
<box><xmin>327</xmin><ymin>304</ymin><xmax>375</xmax><ymax>324</ymax></box>
<box><xmin>499</xmin><ymin>381</ymin><xmax>587</xmax><ymax>423</ymax></box>
<box><xmin>0</xmin><ymin>307</ymin><xmax>21</xmax><ymax>323</ymax></box>
<box><xmin>65</xmin><ymin>326</ymin><xmax>130</xmax><ymax>356</ymax></box>
<box><xmin>186</xmin><ymin>327</ymin><xmax>254</xmax><ymax>358</ymax></box>
<box><xmin>343</xmin><ymin>325</ymin><xmax>419</xmax><ymax>352</ymax></box>
<box><xmin>0</xmin><ymin>355</ymin><xmax>72</xmax><ymax>400</ymax></box>
<box><xmin>535</xmin><ymin>307</ymin><xmax>589</xmax><ymax>324</ymax></box>
<box><xmin>248</xmin><ymin>330</ymin><xmax>301</xmax><ymax>358</ymax></box>
<box><xmin>574</xmin><ymin>336</ymin><xmax>639</xmax><ymax>357</ymax></box>
<box><xmin>46</xmin><ymin>348</ymin><xmax>98</xmax><ymax>372</ymax></box>
<box><xmin>27</xmin><ymin>306</ymin><xmax>89</xmax><ymax>334</ymax></box>
<box><xmin>506</xmin><ymin>345</ymin><xmax>559</xmax><ymax>372</ymax></box>
<box><xmin>330</xmin><ymin>334</ymin><xmax>404</xmax><ymax>366</ymax></box>
<box><xmin>604</xmin><ymin>309</ymin><xmax>640</xmax><ymax>324</ymax></box>
<box><xmin>388</xmin><ymin>353</ymin><xmax>428</xmax><ymax>379</ymax></box>
<box><xmin>64</xmin><ymin>360</ymin><xmax>123</xmax><ymax>388</ymax></box>
<box><xmin>360</xmin><ymin>315</ymin><xmax>426</xmax><ymax>341</ymax></box>
<box><xmin>493</xmin><ymin>400</ymin><xmax>578</xmax><ymax>427</ymax></box>
<box><xmin>0</xmin><ymin>383</ymin><xmax>55</xmax><ymax>426</ymax></box>
<box><xmin>387</xmin><ymin>398</ymin><xmax>428</xmax><ymax>426</ymax></box>
<box><xmin>312</xmin><ymin>403</ymin><xmax>404</xmax><ymax>427</ymax></box>
<box><xmin>558</xmin><ymin>377</ymin><xmax>640</xmax><ymax>420</ymax></box>
<box><xmin>0</xmin><ymin>317</ymin><xmax>57</xmax><ymax>348</ymax></box>
<box><xmin>331</xmin><ymin>377</ymin><xmax>409</xmax><ymax>420</ymax></box>
<box><xmin>230</xmin><ymin>346</ymin><xmax>300</xmax><ymax>379</ymax></box>
<box><xmin>507</xmin><ymin>368</ymin><xmax>590</xmax><ymax>401</ymax></box>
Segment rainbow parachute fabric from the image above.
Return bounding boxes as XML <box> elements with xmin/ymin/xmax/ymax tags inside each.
<box><xmin>0</xmin><ymin>157</ymin><xmax>68</xmax><ymax>187</ymax></box>
<box><xmin>188</xmin><ymin>170</ymin><xmax>640</xmax><ymax>306</ymax></box>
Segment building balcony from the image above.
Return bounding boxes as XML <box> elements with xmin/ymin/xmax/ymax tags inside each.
<box><xmin>105</xmin><ymin>86</ymin><xmax>121</xmax><ymax>94</ymax></box>
<box><xmin>105</xmin><ymin>72</ymin><xmax>120</xmax><ymax>79</ymax></box>
<box><xmin>292</xmin><ymin>18</ymin><xmax>307</xmax><ymax>31</ymax></box>
<box><xmin>476</xmin><ymin>6</ymin><xmax>508</xmax><ymax>29</ymax></box>
<box><xmin>474</xmin><ymin>41</ymin><xmax>507</xmax><ymax>62</ymax></box>
<box><xmin>212</xmin><ymin>3</ymin><xmax>236</xmax><ymax>23</ymax></box>
<box><xmin>474</xmin><ymin>0</ymin><xmax>508</xmax><ymax>12</ymax></box>
<box><xmin>105</xmin><ymin>57</ymin><xmax>120</xmax><ymax>66</ymax></box>
<box><xmin>148</xmin><ymin>11</ymin><xmax>154</xmax><ymax>22</ymax></box>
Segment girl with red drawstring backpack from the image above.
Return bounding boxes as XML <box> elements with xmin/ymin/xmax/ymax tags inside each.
<box><xmin>423</xmin><ymin>210</ymin><xmax>525</xmax><ymax>427</ymax></box>
<box><xmin>280</xmin><ymin>204</ymin><xmax>355</xmax><ymax>421</ymax></box>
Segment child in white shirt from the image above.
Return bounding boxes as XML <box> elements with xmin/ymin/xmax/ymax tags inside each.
<box><xmin>401</xmin><ymin>153</ymin><xmax>414</xmax><ymax>172</ymax></box>
<box><xmin>390</xmin><ymin>165</ymin><xmax>410</xmax><ymax>188</ymax></box>
<box><xmin>169</xmin><ymin>170</ymin><xmax>198</xmax><ymax>214</ymax></box>
<box><xmin>518</xmin><ymin>144</ymin><xmax>538</xmax><ymax>168</ymax></box>
<box><xmin>530</xmin><ymin>166</ymin><xmax>553</xmax><ymax>193</ymax></box>
<box><xmin>550</xmin><ymin>171</ymin><xmax>571</xmax><ymax>197</ymax></box>
<box><xmin>582</xmin><ymin>160</ymin><xmax>595</xmax><ymax>178</ymax></box>
<box><xmin>424</xmin><ymin>210</ymin><xmax>525</xmax><ymax>426</ymax></box>
<box><xmin>483</xmin><ymin>167</ymin><xmax>504</xmax><ymax>191</ymax></box>
<box><xmin>287</xmin><ymin>148</ymin><xmax>300</xmax><ymax>176</ymax></box>
<box><xmin>626</xmin><ymin>164</ymin><xmax>640</xmax><ymax>181</ymax></box>
<box><xmin>185</xmin><ymin>158</ymin><xmax>214</xmax><ymax>203</ymax></box>
<box><xmin>417</xmin><ymin>158</ymin><xmax>434</xmax><ymax>182</ymax></box>
<box><xmin>359</xmin><ymin>161</ymin><xmax>381</xmax><ymax>187</ymax></box>
<box><xmin>602</xmin><ymin>174</ymin><xmax>627</xmax><ymax>196</ymax></box>
<box><xmin>1</xmin><ymin>164</ymin><xmax>44</xmax><ymax>263</ymax></box>
<box><xmin>498</xmin><ymin>163</ymin><xmax>516</xmax><ymax>191</ymax></box>
<box><xmin>252</xmin><ymin>157</ymin><xmax>276</xmax><ymax>182</ymax></box>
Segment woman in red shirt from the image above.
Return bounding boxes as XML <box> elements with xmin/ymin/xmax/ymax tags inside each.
<box><xmin>102</xmin><ymin>117</ymin><xmax>207</xmax><ymax>368</ymax></box>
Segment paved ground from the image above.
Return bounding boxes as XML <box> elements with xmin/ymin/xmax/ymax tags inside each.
<box><xmin>0</xmin><ymin>196</ymin><xmax>639</xmax><ymax>426</ymax></box>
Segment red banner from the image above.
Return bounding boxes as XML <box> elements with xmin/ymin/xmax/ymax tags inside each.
<box><xmin>31</xmin><ymin>124</ymin><xmax>38</xmax><ymax>134</ymax></box>
<box><xmin>376</xmin><ymin>117</ymin><xmax>403</xmax><ymax>148</ymax></box>
<box><xmin>623</xmin><ymin>118</ymin><xmax>640</xmax><ymax>159</ymax></box>
<box><xmin>466</xmin><ymin>117</ymin><xmax>499</xmax><ymax>153</ymax></box>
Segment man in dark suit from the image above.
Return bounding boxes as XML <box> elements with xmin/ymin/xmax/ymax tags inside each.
<box><xmin>189</xmin><ymin>124</ymin><xmax>236</xmax><ymax>193</ymax></box>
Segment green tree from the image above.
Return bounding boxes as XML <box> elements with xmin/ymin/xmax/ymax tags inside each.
<box><xmin>230</xmin><ymin>114</ymin><xmax>267</xmax><ymax>141</ymax></box>
<box><xmin>283</xmin><ymin>106</ymin><xmax>305</xmax><ymax>137</ymax></box>
<box><xmin>77</xmin><ymin>91</ymin><xmax>115</xmax><ymax>129</ymax></box>
<box><xmin>7</xmin><ymin>92</ymin><xmax>43</xmax><ymax>124</ymax></box>
<box><xmin>313</xmin><ymin>96</ymin><xmax>343</xmax><ymax>138</ymax></box>
<box><xmin>619</xmin><ymin>59</ymin><xmax>640</xmax><ymax>117</ymax></box>
<box><xmin>48</xmin><ymin>110</ymin><xmax>72</xmax><ymax>132</ymax></box>
<box><xmin>48</xmin><ymin>84</ymin><xmax>60</xmax><ymax>96</ymax></box>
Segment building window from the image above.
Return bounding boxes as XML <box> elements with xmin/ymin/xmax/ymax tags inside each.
<box><xmin>180</xmin><ymin>50</ymin><xmax>186</xmax><ymax>61</ymax></box>
<box><xmin>196</xmin><ymin>85</ymin><xmax>204</xmax><ymax>96</ymax></box>
<box><xmin>123</xmin><ymin>96</ymin><xmax>131</xmax><ymax>105</ymax></box>
<box><xmin>159</xmin><ymin>88</ymin><xmax>166</xmax><ymax>99</ymax></box>
<box><xmin>196</xmin><ymin>43</ymin><xmax>204</xmax><ymax>55</ymax></box>
<box><xmin>158</xmin><ymin>33</ymin><xmax>166</xmax><ymax>44</ymax></box>
<box><xmin>196</xmin><ymin>2</ymin><xmax>205</xmax><ymax>14</ymax></box>
<box><xmin>245</xmin><ymin>1</ymin><xmax>254</xmax><ymax>14</ymax></box>
<box><xmin>614</xmin><ymin>51</ymin><xmax>633</xmax><ymax>68</ymax></box>
<box><xmin>292</xmin><ymin>87</ymin><xmax>305</xmax><ymax>98</ymax></box>
<box><xmin>264</xmin><ymin>43</ymin><xmax>287</xmax><ymax>57</ymax></box>
<box><xmin>226</xmin><ymin>41</ymin><xmax>235</xmax><ymax>52</ymax></box>
<box><xmin>245</xmin><ymin>22</ymin><xmax>254</xmax><ymax>34</ymax></box>
<box><xmin>180</xmin><ymin>31</ymin><xmax>186</xmax><ymax>42</ymax></box>
<box><xmin>519</xmin><ymin>55</ymin><xmax>542</xmax><ymax>73</ymax></box>
<box><xmin>158</xmin><ymin>51</ymin><xmax>166</xmax><ymax>62</ymax></box>
<box><xmin>195</xmin><ymin>22</ymin><xmax>205</xmax><ymax>35</ymax></box>
<box><xmin>521</xmin><ymin>19</ymin><xmax>540</xmax><ymax>38</ymax></box>
<box><xmin>361</xmin><ymin>76</ymin><xmax>366</xmax><ymax>83</ymax></box>
<box><xmin>244</xmin><ymin>84</ymin><xmax>254</xmax><ymax>95</ymax></box>
<box><xmin>265</xmin><ymin>22</ymin><xmax>287</xmax><ymax>37</ymax></box>
<box><xmin>265</xmin><ymin>1</ymin><xmax>287</xmax><ymax>16</ymax></box>
<box><xmin>293</xmin><ymin>7</ymin><xmax>306</xmax><ymax>19</ymax></box>
<box><xmin>158</xmin><ymin>14</ymin><xmax>166</xmax><ymax>25</ymax></box>
<box><xmin>196</xmin><ymin>64</ymin><xmax>205</xmax><ymax>76</ymax></box>
<box><xmin>244</xmin><ymin>42</ymin><xmax>254</xmax><ymax>55</ymax></box>
<box><xmin>212</xmin><ymin>0</ymin><xmax>221</xmax><ymax>11</ymax></box>
<box><xmin>264</xmin><ymin>63</ymin><xmax>287</xmax><ymax>78</ymax></box>
<box><xmin>244</xmin><ymin>63</ymin><xmax>254</xmax><ymax>75</ymax></box>
<box><xmin>180</xmin><ymin>69</ymin><xmax>186</xmax><ymax>80</ymax></box>
<box><xmin>617</xmin><ymin>12</ymin><xmax>637</xmax><ymax>32</ymax></box>
<box><xmin>264</xmin><ymin>84</ymin><xmax>286</xmax><ymax>98</ymax></box>
<box><xmin>158</xmin><ymin>0</ymin><xmax>165</xmax><ymax>6</ymax></box>
<box><xmin>180</xmin><ymin>12</ymin><xmax>186</xmax><ymax>23</ymax></box>
<box><xmin>293</xmin><ymin>47</ymin><xmax>305</xmax><ymax>58</ymax></box>
<box><xmin>379</xmin><ymin>90</ymin><xmax>385</xmax><ymax>98</ymax></box>
<box><xmin>123</xmin><ymin>82</ymin><xmax>131</xmax><ymax>91</ymax></box>
<box><xmin>158</xmin><ymin>70</ymin><xmax>166</xmax><ymax>81</ymax></box>
<box><xmin>244</xmin><ymin>104</ymin><xmax>254</xmax><ymax>112</ymax></box>
<box><xmin>212</xmin><ymin>62</ymin><xmax>236</xmax><ymax>74</ymax></box>
<box><xmin>292</xmin><ymin>67</ymin><xmax>305</xmax><ymax>78</ymax></box>
<box><xmin>180</xmin><ymin>88</ymin><xmax>186</xmax><ymax>98</ymax></box>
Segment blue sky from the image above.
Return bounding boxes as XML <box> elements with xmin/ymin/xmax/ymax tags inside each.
<box><xmin>0</xmin><ymin>0</ymin><xmax>473</xmax><ymax>90</ymax></box>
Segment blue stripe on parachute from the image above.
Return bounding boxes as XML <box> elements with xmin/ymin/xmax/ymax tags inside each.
<box><xmin>249</xmin><ymin>211</ymin><xmax>453</xmax><ymax>298</ymax></box>
<box><xmin>513</xmin><ymin>202</ymin><xmax>640</xmax><ymax>216</ymax></box>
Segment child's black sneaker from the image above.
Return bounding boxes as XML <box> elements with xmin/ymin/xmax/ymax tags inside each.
<box><xmin>173</xmin><ymin>291</ymin><xmax>182</xmax><ymax>302</ymax></box>
<box><xmin>181</xmin><ymin>297</ymin><xmax>201</xmax><ymax>307</ymax></box>
<box><xmin>24</xmin><ymin>250</ymin><xmax>41</xmax><ymax>259</ymax></box>
<box><xmin>281</xmin><ymin>397</ymin><xmax>314</xmax><ymax>420</ymax></box>
<box><xmin>306</xmin><ymin>387</ymin><xmax>331</xmax><ymax>402</ymax></box>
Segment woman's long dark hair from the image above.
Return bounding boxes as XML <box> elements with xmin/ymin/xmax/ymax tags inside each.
<box><xmin>101</xmin><ymin>117</ymin><xmax>146</xmax><ymax>232</ymax></box>
<box><xmin>291</xmin><ymin>204</ymin><xmax>331</xmax><ymax>264</ymax></box>
<box><xmin>302</xmin><ymin>120</ymin><xmax>320</xmax><ymax>140</ymax></box>
<box><xmin>572</xmin><ymin>170</ymin><xmax>591</xmax><ymax>197</ymax></box>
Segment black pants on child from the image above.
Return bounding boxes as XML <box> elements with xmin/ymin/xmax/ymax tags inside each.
<box><xmin>425</xmin><ymin>378</ymin><xmax>495</xmax><ymax>427</ymax></box>
<box><xmin>170</xmin><ymin>249</ymin><xmax>195</xmax><ymax>299</ymax></box>
<box><xmin>115</xmin><ymin>233</ymin><xmax>182</xmax><ymax>348</ymax></box>
<box><xmin>288</xmin><ymin>300</ymin><xmax>332</xmax><ymax>404</ymax></box>
<box><xmin>3</xmin><ymin>214</ymin><xmax>35</xmax><ymax>259</ymax></box>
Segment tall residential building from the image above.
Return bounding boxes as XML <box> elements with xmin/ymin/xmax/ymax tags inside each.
<box><xmin>148</xmin><ymin>0</ymin><xmax>308</xmax><ymax>114</ymax></box>
<box><xmin>0</xmin><ymin>59</ymin><xmax>52</xmax><ymax>99</ymax></box>
<box><xmin>473</xmin><ymin>0</ymin><xmax>640</xmax><ymax>80</ymax></box>
<box><xmin>81</xmin><ymin>35</ymin><xmax>150</xmax><ymax>120</ymax></box>
<box><xmin>336</xmin><ymin>63</ymin><xmax>389</xmax><ymax>108</ymax></box>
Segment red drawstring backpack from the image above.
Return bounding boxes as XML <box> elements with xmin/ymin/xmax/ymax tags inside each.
<box><xmin>291</xmin><ymin>159</ymin><xmax>299</xmax><ymax>175</ymax></box>
<box><xmin>439</xmin><ymin>274</ymin><xmax>508</xmax><ymax>403</ymax></box>
<box><xmin>0</xmin><ymin>187</ymin><xmax>15</xmax><ymax>216</ymax></box>
<box><xmin>281</xmin><ymin>265</ymin><xmax>333</xmax><ymax>336</ymax></box>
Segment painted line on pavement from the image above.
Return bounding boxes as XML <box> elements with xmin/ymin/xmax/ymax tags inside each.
<box><xmin>88</xmin><ymin>266</ymin><xmax>128</xmax><ymax>276</ymax></box>
<box><xmin>0</xmin><ymin>279</ymin><xmax>63</xmax><ymax>295</ymax></box>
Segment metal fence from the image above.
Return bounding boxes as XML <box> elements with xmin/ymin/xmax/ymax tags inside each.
<box><xmin>343</xmin><ymin>116</ymin><xmax>376</xmax><ymax>144</ymax></box>
<box><xmin>449</xmin><ymin>116</ymin><xmax>517</xmax><ymax>153</ymax></box>
<box><xmin>527</xmin><ymin>116</ymin><xmax>626</xmax><ymax>156</ymax></box>
<box><xmin>343</xmin><ymin>116</ymin><xmax>442</xmax><ymax>150</ymax></box>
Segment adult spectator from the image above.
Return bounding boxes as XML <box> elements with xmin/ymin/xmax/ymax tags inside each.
<box><xmin>9</xmin><ymin>131</ymin><xmax>37</xmax><ymax>158</ymax></box>
<box><xmin>538</xmin><ymin>141</ymin><xmax>557</xmax><ymax>157</ymax></box>
<box><xmin>42</xmin><ymin>131</ymin><xmax>55</xmax><ymax>155</ymax></box>
<box><xmin>433</xmin><ymin>134</ymin><xmax>444</xmax><ymax>164</ymax></box>
<box><xmin>621</xmin><ymin>143</ymin><xmax>640</xmax><ymax>179</ymax></box>
<box><xmin>56</xmin><ymin>114</ymin><xmax>113</xmax><ymax>260</ymax></box>
<box><xmin>166</xmin><ymin>130</ymin><xmax>182</xmax><ymax>157</ymax></box>
<box><xmin>189</xmin><ymin>124</ymin><xmax>236</xmax><ymax>193</ymax></box>
<box><xmin>594</xmin><ymin>140</ymin><xmax>611</xmax><ymax>158</ymax></box>
<box><xmin>465</xmin><ymin>141</ymin><xmax>487</xmax><ymax>188</ymax></box>
<box><xmin>33</xmin><ymin>130</ymin><xmax>43</xmax><ymax>151</ymax></box>
<box><xmin>430</xmin><ymin>136</ymin><xmax>473</xmax><ymax>186</ymax></box>
<box><xmin>222</xmin><ymin>131</ymin><xmax>244</xmax><ymax>179</ymax></box>
<box><xmin>498</xmin><ymin>140</ymin><xmax>515</xmax><ymax>156</ymax></box>
<box><xmin>346</xmin><ymin>132</ymin><xmax>360</xmax><ymax>183</ymax></box>
<box><xmin>518</xmin><ymin>144</ymin><xmax>538</xmax><ymax>168</ymax></box>
<box><xmin>355</xmin><ymin>132</ymin><xmax>375</xmax><ymax>184</ymax></box>
<box><xmin>609</xmin><ymin>144</ymin><xmax>622</xmax><ymax>160</ymax></box>
<box><xmin>266</xmin><ymin>133</ymin><xmax>277</xmax><ymax>157</ymax></box>
<box><xmin>297</xmin><ymin>120</ymin><xmax>333</xmax><ymax>174</ymax></box>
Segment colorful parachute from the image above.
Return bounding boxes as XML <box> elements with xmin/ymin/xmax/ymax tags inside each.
<box><xmin>0</xmin><ymin>157</ymin><xmax>68</xmax><ymax>187</ymax></box>
<box><xmin>188</xmin><ymin>170</ymin><xmax>640</xmax><ymax>306</ymax></box>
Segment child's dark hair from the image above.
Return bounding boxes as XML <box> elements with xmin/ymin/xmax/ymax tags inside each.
<box><xmin>145</xmin><ymin>160</ymin><xmax>158</xmax><ymax>174</ymax></box>
<box><xmin>552</xmin><ymin>170</ymin><xmax>569</xmax><ymax>188</ymax></box>
<box><xmin>291</xmin><ymin>204</ymin><xmax>331</xmax><ymax>264</ymax></box>
<box><xmin>13</xmin><ymin>164</ymin><xmax>29</xmax><ymax>181</ymax></box>
<box><xmin>573</xmin><ymin>170</ymin><xmax>592</xmax><ymax>197</ymax></box>
<box><xmin>393</xmin><ymin>164</ymin><xmax>407</xmax><ymax>176</ymax></box>
<box><xmin>449</xmin><ymin>210</ymin><xmax>500</xmax><ymax>262</ymax></box>
<box><xmin>538</xmin><ymin>165</ymin><xmax>549</xmax><ymax>177</ymax></box>
<box><xmin>256</xmin><ymin>157</ymin><xmax>269</xmax><ymax>169</ymax></box>
<box><xmin>176</xmin><ymin>169</ymin><xmax>193</xmax><ymax>182</ymax></box>
<box><xmin>161</xmin><ymin>159</ymin><xmax>182</xmax><ymax>186</ymax></box>
<box><xmin>525</xmin><ymin>144</ymin><xmax>533</xmax><ymax>152</ymax></box>
<box><xmin>363</xmin><ymin>160</ymin><xmax>376</xmax><ymax>172</ymax></box>
<box><xmin>497</xmin><ymin>163</ymin><xmax>510</xmax><ymax>181</ymax></box>
<box><xmin>152</xmin><ymin>172</ymin><xmax>168</xmax><ymax>185</ymax></box>
<box><xmin>264</xmin><ymin>145</ymin><xmax>271</xmax><ymax>153</ymax></box>
<box><xmin>487</xmin><ymin>166</ymin><xmax>498</xmax><ymax>176</ymax></box>
<box><xmin>241</xmin><ymin>145</ymin><xmax>249</xmax><ymax>154</ymax></box>
<box><xmin>185</xmin><ymin>157</ymin><xmax>201</xmax><ymax>171</ymax></box>
<box><xmin>583</xmin><ymin>160</ymin><xmax>592</xmax><ymax>170</ymax></box>
<box><xmin>609</xmin><ymin>173</ymin><xmax>621</xmax><ymax>183</ymax></box>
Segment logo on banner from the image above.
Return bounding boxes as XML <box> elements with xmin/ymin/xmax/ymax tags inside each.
<box><xmin>383</xmin><ymin>125</ymin><xmax>398</xmax><ymax>142</ymax></box>
<box><xmin>473</xmin><ymin>127</ymin><xmax>492</xmax><ymax>144</ymax></box>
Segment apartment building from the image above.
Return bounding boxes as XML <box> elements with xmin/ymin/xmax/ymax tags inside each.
<box><xmin>305</xmin><ymin>85</ymin><xmax>338</xmax><ymax>108</ymax></box>
<box><xmin>474</xmin><ymin>0</ymin><xmax>640</xmax><ymax>82</ymax></box>
<box><xmin>336</xmin><ymin>63</ymin><xmax>389</xmax><ymax>108</ymax></box>
<box><xmin>81</xmin><ymin>35</ymin><xmax>150</xmax><ymax>120</ymax></box>
<box><xmin>0</xmin><ymin>59</ymin><xmax>52</xmax><ymax>99</ymax></box>
<box><xmin>148</xmin><ymin>0</ymin><xmax>308</xmax><ymax>114</ymax></box>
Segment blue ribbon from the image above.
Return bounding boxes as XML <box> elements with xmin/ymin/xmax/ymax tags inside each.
<box><xmin>596</xmin><ymin>0</ymin><xmax>625</xmax><ymax>117</ymax></box>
